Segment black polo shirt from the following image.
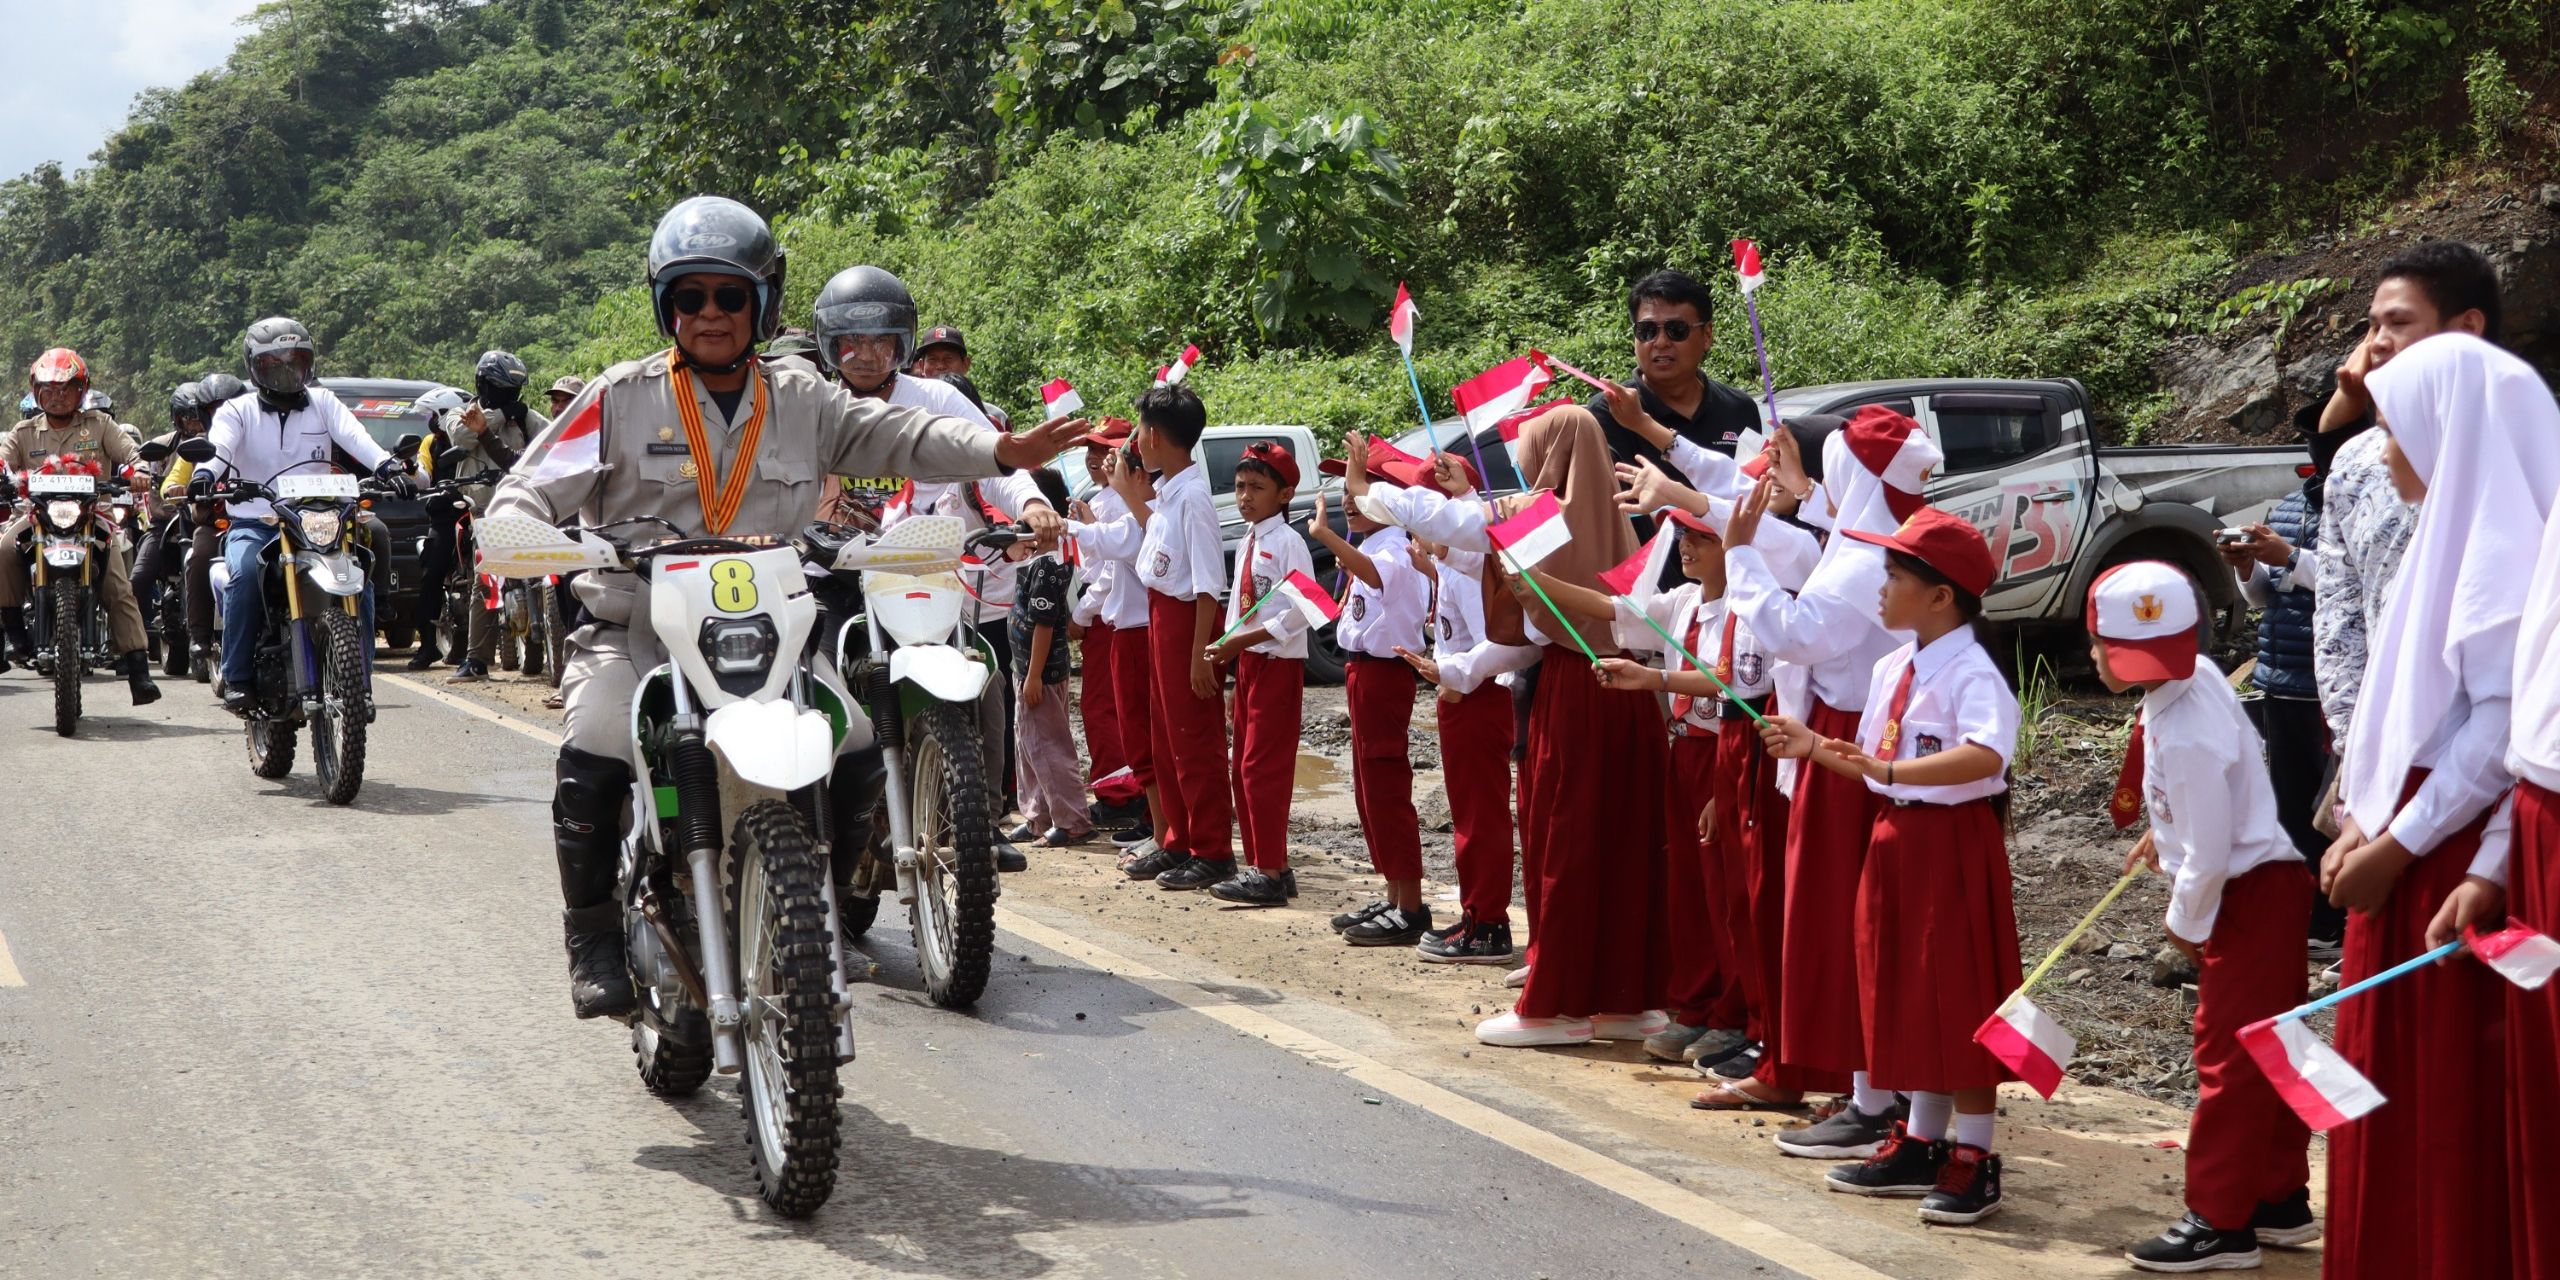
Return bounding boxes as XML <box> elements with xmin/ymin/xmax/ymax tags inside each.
<box><xmin>1587</xmin><ymin>373</ymin><xmax>1760</xmax><ymax>472</ymax></box>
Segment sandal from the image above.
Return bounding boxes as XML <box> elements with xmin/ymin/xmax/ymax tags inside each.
<box><xmin>1690</xmin><ymin>1078</ymin><xmax>1805</xmax><ymax>1111</ymax></box>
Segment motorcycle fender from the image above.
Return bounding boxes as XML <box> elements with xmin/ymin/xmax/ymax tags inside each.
<box><xmin>703</xmin><ymin>700</ymin><xmax>836</xmax><ymax>791</ymax></box>
<box><xmin>888</xmin><ymin>644</ymin><xmax>988</xmax><ymax>703</ymax></box>
<box><xmin>298</xmin><ymin>551</ymin><xmax>367</xmax><ymax>597</ymax></box>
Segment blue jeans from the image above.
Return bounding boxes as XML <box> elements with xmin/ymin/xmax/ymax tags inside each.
<box><xmin>220</xmin><ymin>524</ymin><xmax>374</xmax><ymax>688</ymax></box>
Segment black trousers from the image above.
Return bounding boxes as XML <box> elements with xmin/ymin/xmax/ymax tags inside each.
<box><xmin>979</xmin><ymin>620</ymin><xmax>1018</xmax><ymax>806</ymax></box>
<box><xmin>2259</xmin><ymin>694</ymin><xmax>2342</xmax><ymax>940</ymax></box>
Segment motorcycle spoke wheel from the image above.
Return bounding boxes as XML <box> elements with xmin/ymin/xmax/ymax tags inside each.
<box><xmin>310</xmin><ymin>608</ymin><xmax>370</xmax><ymax>806</ymax></box>
<box><xmin>541</xmin><ymin>582</ymin><xmax>568</xmax><ymax>689</ymax></box>
<box><xmin>730</xmin><ymin>800</ymin><xmax>841</xmax><ymax>1218</ymax></box>
<box><xmin>630</xmin><ymin>880</ymin><xmax>713</xmax><ymax>1098</ymax></box>
<box><xmin>907</xmin><ymin>702</ymin><xmax>996</xmax><ymax>1009</ymax></box>
<box><xmin>246</xmin><ymin>713</ymin><xmax>296</xmax><ymax>778</ymax></box>
<box><xmin>50</xmin><ymin>579</ymin><xmax>80</xmax><ymax>737</ymax></box>
<box><xmin>159</xmin><ymin>594</ymin><xmax>189</xmax><ymax>676</ymax></box>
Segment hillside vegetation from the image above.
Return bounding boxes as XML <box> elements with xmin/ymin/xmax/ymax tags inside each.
<box><xmin>5</xmin><ymin>0</ymin><xmax>2551</xmax><ymax>438</ymax></box>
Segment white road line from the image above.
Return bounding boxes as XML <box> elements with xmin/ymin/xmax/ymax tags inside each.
<box><xmin>0</xmin><ymin>926</ymin><xmax>22</xmax><ymax>987</ymax></box>
<box><xmin>404</xmin><ymin>678</ymin><xmax>1890</xmax><ymax>1280</ymax></box>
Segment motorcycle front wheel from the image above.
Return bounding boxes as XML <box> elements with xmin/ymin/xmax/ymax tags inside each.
<box><xmin>49</xmin><ymin>578</ymin><xmax>80</xmax><ymax>737</ymax></box>
<box><xmin>730</xmin><ymin>799</ymin><xmax>841</xmax><ymax>1218</ymax></box>
<box><xmin>907</xmin><ymin>701</ymin><xmax>997</xmax><ymax>1009</ymax></box>
<box><xmin>307</xmin><ymin>606</ymin><xmax>370</xmax><ymax>806</ymax></box>
<box><xmin>540</xmin><ymin>582</ymin><xmax>567</xmax><ymax>689</ymax></box>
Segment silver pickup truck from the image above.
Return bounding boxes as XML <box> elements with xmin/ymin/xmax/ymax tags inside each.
<box><xmin>1394</xmin><ymin>377</ymin><xmax>2307</xmax><ymax>640</ymax></box>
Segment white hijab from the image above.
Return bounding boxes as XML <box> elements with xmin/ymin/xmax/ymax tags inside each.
<box><xmin>2345</xmin><ymin>333</ymin><xmax>2560</xmax><ymax>835</ymax></box>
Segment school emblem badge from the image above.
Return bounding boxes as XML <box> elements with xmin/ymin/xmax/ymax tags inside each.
<box><xmin>1439</xmin><ymin>614</ymin><xmax>1454</xmax><ymax>639</ymax></box>
<box><xmin>1150</xmin><ymin>549</ymin><xmax>1172</xmax><ymax>578</ymax></box>
<box><xmin>2148</xmin><ymin>786</ymin><xmax>2175</xmax><ymax>825</ymax></box>
<box><xmin>1915</xmin><ymin>734</ymin><xmax>1943</xmax><ymax>757</ymax></box>
<box><xmin>1737</xmin><ymin>653</ymin><xmax>1764</xmax><ymax>685</ymax></box>
<box><xmin>2133</xmin><ymin>593</ymin><xmax>2164</xmax><ymax>624</ymax></box>
<box><xmin>1250</xmin><ymin>574</ymin><xmax>1270</xmax><ymax>601</ymax></box>
<box><xmin>1350</xmin><ymin>594</ymin><xmax>1368</xmax><ymax>622</ymax></box>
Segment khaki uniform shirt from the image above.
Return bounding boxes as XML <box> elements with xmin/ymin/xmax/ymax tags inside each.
<box><xmin>2</xmin><ymin>409</ymin><xmax>137</xmax><ymax>474</ymax></box>
<box><xmin>490</xmin><ymin>351</ymin><xmax>1007</xmax><ymax>628</ymax></box>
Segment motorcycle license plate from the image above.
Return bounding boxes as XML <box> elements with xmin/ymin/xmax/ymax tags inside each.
<box><xmin>26</xmin><ymin>473</ymin><xmax>95</xmax><ymax>496</ymax></box>
<box><xmin>43</xmin><ymin>546</ymin><xmax>85</xmax><ymax>567</ymax></box>
<box><xmin>277</xmin><ymin>473</ymin><xmax>360</xmax><ymax>500</ymax></box>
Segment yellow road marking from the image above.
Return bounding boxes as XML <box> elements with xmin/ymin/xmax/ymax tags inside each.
<box><xmin>404</xmin><ymin>679</ymin><xmax>1891</xmax><ymax>1280</ymax></box>
<box><xmin>0</xmin><ymin>926</ymin><xmax>22</xmax><ymax>987</ymax></box>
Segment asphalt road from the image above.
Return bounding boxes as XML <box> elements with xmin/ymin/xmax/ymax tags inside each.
<box><xmin>0</xmin><ymin>666</ymin><xmax>1810</xmax><ymax>1279</ymax></box>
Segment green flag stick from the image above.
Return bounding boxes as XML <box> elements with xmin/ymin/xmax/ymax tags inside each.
<box><xmin>1615</xmin><ymin>601</ymin><xmax>1773</xmax><ymax>729</ymax></box>
<box><xmin>1208</xmin><ymin>581</ymin><xmax>1291</xmax><ymax>650</ymax></box>
<box><xmin>1494</xmin><ymin>546</ymin><xmax>1601</xmax><ymax>665</ymax></box>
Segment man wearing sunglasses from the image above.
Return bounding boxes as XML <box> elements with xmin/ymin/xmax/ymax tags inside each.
<box><xmin>1586</xmin><ymin>269</ymin><xmax>1763</xmax><ymax>478</ymax></box>
<box><xmin>489</xmin><ymin>196</ymin><xmax>1084</xmax><ymax>1020</ymax></box>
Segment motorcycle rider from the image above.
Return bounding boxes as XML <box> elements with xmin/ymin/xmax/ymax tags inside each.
<box><xmin>132</xmin><ymin>382</ymin><xmax>209</xmax><ymax>659</ymax></box>
<box><xmin>192</xmin><ymin>318</ymin><xmax>412</xmax><ymax>715</ymax></box>
<box><xmin>168</xmin><ymin>373</ymin><xmax>248</xmax><ymax>681</ymax></box>
<box><xmin>487</xmin><ymin>197</ymin><xmax>1080</xmax><ymax>1019</ymax></box>
<box><xmin>435</xmin><ymin>350</ymin><xmax>548</xmax><ymax>684</ymax></box>
<box><xmin>0</xmin><ymin>348</ymin><xmax>159</xmax><ymax>702</ymax></box>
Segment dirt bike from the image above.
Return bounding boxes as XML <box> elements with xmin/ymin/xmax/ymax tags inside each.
<box><xmin>420</xmin><ymin>449</ymin><xmax>543</xmax><ymax>674</ymax></box>
<box><xmin>135</xmin><ymin>441</ymin><xmax>194</xmax><ymax>677</ymax></box>
<box><xmin>178</xmin><ymin>438</ymin><xmax>391</xmax><ymax>806</ymax></box>
<box><xmin>10</xmin><ymin>456</ymin><xmax>121</xmax><ymax>736</ymax></box>
<box><xmin>474</xmin><ymin>511</ymin><xmax>869</xmax><ymax>1218</ymax></box>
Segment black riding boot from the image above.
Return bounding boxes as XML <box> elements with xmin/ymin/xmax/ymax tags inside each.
<box><xmin>556</xmin><ymin>745</ymin><xmax>636</xmax><ymax>1019</ymax></box>
<box><xmin>1</xmin><ymin>606</ymin><xmax>30</xmax><ymax>666</ymax></box>
<box><xmin>121</xmin><ymin>650</ymin><xmax>161</xmax><ymax>706</ymax></box>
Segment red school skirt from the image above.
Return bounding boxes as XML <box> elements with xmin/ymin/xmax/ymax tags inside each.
<box><xmin>1515</xmin><ymin>652</ymin><xmax>1674</xmax><ymax>1020</ymax></box>
<box><xmin>2504</xmin><ymin>780</ymin><xmax>2559</xmax><ymax>1280</ymax></box>
<box><xmin>1774</xmin><ymin>697</ymin><xmax>1880</xmax><ymax>1078</ymax></box>
<box><xmin>1854</xmin><ymin>796</ymin><xmax>2022</xmax><ymax>1092</ymax></box>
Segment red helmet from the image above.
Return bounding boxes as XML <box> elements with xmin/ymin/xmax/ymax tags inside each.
<box><xmin>29</xmin><ymin>348</ymin><xmax>89</xmax><ymax>388</ymax></box>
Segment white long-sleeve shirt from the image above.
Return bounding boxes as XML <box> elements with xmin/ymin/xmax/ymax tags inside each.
<box><xmin>1133</xmin><ymin>464</ymin><xmax>1227</xmax><ymax>601</ymax></box>
<box><xmin>1724</xmin><ymin>542</ymin><xmax>1902</xmax><ymax>713</ymax></box>
<box><xmin>1066</xmin><ymin>489</ymin><xmax>1148</xmax><ymax>629</ymax></box>
<box><xmin>1336</xmin><ymin>525</ymin><xmax>1430</xmax><ymax>658</ymax></box>
<box><xmin>2138</xmin><ymin>674</ymin><xmax>2299</xmax><ymax>942</ymax></box>
<box><xmin>200</xmin><ymin>388</ymin><xmax>393</xmax><ymax>520</ymax></box>
<box><xmin>2381</xmin><ymin>629</ymin><xmax>2516</xmax><ymax>885</ymax></box>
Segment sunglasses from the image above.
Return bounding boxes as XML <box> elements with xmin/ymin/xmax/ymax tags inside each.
<box><xmin>1633</xmin><ymin>319</ymin><xmax>1698</xmax><ymax>343</ymax></box>
<box><xmin>669</xmin><ymin>283</ymin><xmax>755</xmax><ymax>317</ymax></box>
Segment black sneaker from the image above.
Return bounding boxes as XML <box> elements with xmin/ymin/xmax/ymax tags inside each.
<box><xmin>2127</xmin><ymin>1212</ymin><xmax>2262</xmax><ymax>1272</ymax></box>
<box><xmin>994</xmin><ymin>840</ymin><xmax>1028</xmax><ymax>873</ymax></box>
<box><xmin>1156</xmin><ymin>856</ymin><xmax>1237</xmax><ymax>891</ymax></box>
<box><xmin>1824</xmin><ymin>1122</ymin><xmax>1948</xmax><ymax>1198</ymax></box>
<box><xmin>219</xmin><ymin>682</ymin><xmax>255</xmax><ymax>717</ymax></box>
<box><xmin>1090</xmin><ymin>797</ymin><xmax>1144</xmax><ymax>827</ymax></box>
<box><xmin>1110</xmin><ymin>820</ymin><xmax>1155</xmax><ymax>850</ymax></box>
<box><xmin>1330</xmin><ymin>900</ymin><xmax>1391</xmax><ymax>933</ymax></box>
<box><xmin>1345</xmin><ymin>904</ymin><xmax>1431</xmax><ymax>946</ymax></box>
<box><xmin>447</xmin><ymin>660</ymin><xmax>489</xmax><ymax>684</ymax></box>
<box><xmin>1708</xmin><ymin>1039</ymin><xmax>1765</xmax><ymax>1081</ymax></box>
<box><xmin>2250</xmin><ymin>1187</ymin><xmax>2320</xmax><ymax>1249</ymax></box>
<box><xmin>1121</xmin><ymin>847</ymin><xmax>1186</xmax><ymax>880</ymax></box>
<box><xmin>1775</xmin><ymin>1101</ymin><xmax>1901</xmax><ymax>1160</ymax></box>
<box><xmin>1917</xmin><ymin>1143</ymin><xmax>2003</xmax><ymax>1225</ymax></box>
<box><xmin>1417</xmin><ymin>919</ymin><xmax>1515</xmax><ymax>965</ymax></box>
<box><xmin>1210</xmin><ymin>867</ymin><xmax>1294</xmax><ymax>906</ymax></box>
<box><xmin>2305</xmin><ymin>930</ymin><xmax>2344</xmax><ymax>965</ymax></box>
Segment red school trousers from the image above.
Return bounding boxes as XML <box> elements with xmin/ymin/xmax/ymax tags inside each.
<box><xmin>2509</xmin><ymin>781</ymin><xmax>2560</xmax><ymax>1280</ymax></box>
<box><xmin>1080</xmin><ymin>622</ymin><xmax>1127</xmax><ymax>789</ymax></box>
<box><xmin>1146</xmin><ymin>590</ymin><xmax>1231</xmax><ymax>858</ymax></box>
<box><xmin>1666</xmin><ymin>729</ymin><xmax>1744</xmax><ymax>1030</ymax></box>
<box><xmin>1437</xmin><ymin>682</ymin><xmax>1516</xmax><ymax>924</ymax></box>
<box><xmin>1712</xmin><ymin>712</ymin><xmax>1774</xmax><ymax>1042</ymax></box>
<box><xmin>2185</xmin><ymin>861</ymin><xmax>2313</xmax><ymax>1232</ymax></box>
<box><xmin>1228</xmin><ymin>651</ymin><xmax>1304</xmax><ymax>873</ymax></box>
<box><xmin>2325</xmin><ymin>772</ymin><xmax>2509</xmax><ymax>1280</ymax></box>
<box><xmin>1110</xmin><ymin>620</ymin><xmax>1153</xmax><ymax>791</ymax></box>
<box><xmin>1344</xmin><ymin>655</ymin><xmax>1421</xmax><ymax>882</ymax></box>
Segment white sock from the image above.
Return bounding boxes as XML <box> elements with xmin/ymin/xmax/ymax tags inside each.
<box><xmin>1954</xmin><ymin>1110</ymin><xmax>1995</xmax><ymax>1153</ymax></box>
<box><xmin>1906</xmin><ymin>1091</ymin><xmax>1954</xmax><ymax>1143</ymax></box>
<box><xmin>1850</xmin><ymin>1072</ymin><xmax>1893</xmax><ymax>1116</ymax></box>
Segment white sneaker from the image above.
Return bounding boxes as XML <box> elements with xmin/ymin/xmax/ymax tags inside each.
<box><xmin>1503</xmin><ymin>965</ymin><xmax>1531</xmax><ymax>989</ymax></box>
<box><xmin>1475</xmin><ymin>1012</ymin><xmax>1594</xmax><ymax>1047</ymax></box>
<box><xmin>1591</xmin><ymin>1010</ymin><xmax>1671</xmax><ymax>1041</ymax></box>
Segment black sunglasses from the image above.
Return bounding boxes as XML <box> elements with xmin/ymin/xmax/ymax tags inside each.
<box><xmin>1633</xmin><ymin>319</ymin><xmax>1698</xmax><ymax>343</ymax></box>
<box><xmin>670</xmin><ymin>283</ymin><xmax>754</xmax><ymax>317</ymax></box>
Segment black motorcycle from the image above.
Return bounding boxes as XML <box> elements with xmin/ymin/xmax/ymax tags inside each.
<box><xmin>9</xmin><ymin>456</ymin><xmax>123</xmax><ymax>736</ymax></box>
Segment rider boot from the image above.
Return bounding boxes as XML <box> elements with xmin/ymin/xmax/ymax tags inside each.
<box><xmin>191</xmin><ymin>631</ymin><xmax>214</xmax><ymax>683</ymax></box>
<box><xmin>121</xmin><ymin>650</ymin><xmax>161</xmax><ymax>706</ymax></box>
<box><xmin>406</xmin><ymin>622</ymin><xmax>444</xmax><ymax>670</ymax></box>
<box><xmin>1</xmin><ymin>606</ymin><xmax>30</xmax><ymax>668</ymax></box>
<box><xmin>556</xmin><ymin>744</ymin><xmax>637</xmax><ymax>1019</ymax></box>
<box><xmin>827</xmin><ymin>743</ymin><xmax>888</xmax><ymax>890</ymax></box>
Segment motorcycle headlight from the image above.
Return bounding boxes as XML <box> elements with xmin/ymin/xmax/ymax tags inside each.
<box><xmin>298</xmin><ymin>510</ymin><xmax>343</xmax><ymax>548</ymax></box>
<box><xmin>701</xmin><ymin>616</ymin><xmax>780</xmax><ymax>677</ymax></box>
<box><xmin>46</xmin><ymin>500</ymin><xmax>82</xmax><ymax>528</ymax></box>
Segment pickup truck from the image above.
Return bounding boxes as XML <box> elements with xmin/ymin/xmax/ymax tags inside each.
<box><xmin>1391</xmin><ymin>377</ymin><xmax>2307</xmax><ymax>643</ymax></box>
<box><xmin>316</xmin><ymin>376</ymin><xmax>463</xmax><ymax>653</ymax></box>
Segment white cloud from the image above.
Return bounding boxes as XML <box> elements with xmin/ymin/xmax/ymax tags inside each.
<box><xmin>0</xmin><ymin>0</ymin><xmax>270</xmax><ymax>181</ymax></box>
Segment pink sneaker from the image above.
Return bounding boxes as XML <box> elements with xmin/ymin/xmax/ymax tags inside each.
<box><xmin>1475</xmin><ymin>1012</ymin><xmax>1595</xmax><ymax>1048</ymax></box>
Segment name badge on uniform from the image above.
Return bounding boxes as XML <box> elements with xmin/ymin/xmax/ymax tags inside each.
<box><xmin>646</xmin><ymin>442</ymin><xmax>690</xmax><ymax>455</ymax></box>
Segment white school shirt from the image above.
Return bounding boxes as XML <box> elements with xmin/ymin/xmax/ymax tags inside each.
<box><xmin>2138</xmin><ymin>674</ymin><xmax>2299</xmax><ymax>942</ymax></box>
<box><xmin>1726</xmin><ymin>542</ymin><xmax>1904</xmax><ymax>714</ymax></box>
<box><xmin>1227</xmin><ymin>512</ymin><xmax>1315</xmax><ymax>659</ymax></box>
<box><xmin>1134</xmin><ymin>463</ymin><xmax>1227</xmax><ymax>601</ymax></box>
<box><xmin>1063</xmin><ymin>487</ymin><xmax>1150</xmax><ymax>629</ymax></box>
<box><xmin>877</xmin><ymin>375</ymin><xmax>1044</xmax><ymax>618</ymax></box>
<box><xmin>1335</xmin><ymin>524</ymin><xmax>1429</xmax><ymax>658</ymax></box>
<box><xmin>1427</xmin><ymin>546</ymin><xmax>1537</xmax><ymax>695</ymax></box>
<box><xmin>1614</xmin><ymin>583</ymin><xmax>1780</xmax><ymax>731</ymax></box>
<box><xmin>1853</xmin><ymin>629</ymin><xmax>2020</xmax><ymax>806</ymax></box>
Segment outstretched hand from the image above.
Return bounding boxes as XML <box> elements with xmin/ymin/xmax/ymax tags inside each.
<box><xmin>996</xmin><ymin>414</ymin><xmax>1088</xmax><ymax>472</ymax></box>
<box><xmin>1722</xmin><ymin>473</ymin><xmax>1775</xmax><ymax>549</ymax></box>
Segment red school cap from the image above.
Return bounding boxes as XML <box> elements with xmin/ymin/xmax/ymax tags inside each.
<box><xmin>1843</xmin><ymin>506</ymin><xmax>1996</xmax><ymax>599</ymax></box>
<box><xmin>1238</xmin><ymin>439</ymin><xmax>1301</xmax><ymax>488</ymax></box>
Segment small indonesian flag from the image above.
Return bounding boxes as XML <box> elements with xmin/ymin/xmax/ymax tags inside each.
<box><xmin>1040</xmin><ymin>378</ymin><xmax>1084</xmax><ymax>418</ymax></box>
<box><xmin>1733</xmin><ymin>238</ymin><xmax>1766</xmax><ymax>294</ymax></box>
<box><xmin>1156</xmin><ymin>343</ymin><xmax>1202</xmax><ymax>387</ymax></box>
<box><xmin>1091</xmin><ymin>765</ymin><xmax>1143</xmax><ymax>802</ymax></box>
<box><xmin>2241</xmin><ymin>1017</ymin><xmax>2385</xmax><ymax>1131</ymax></box>
<box><xmin>1452</xmin><ymin>354</ymin><xmax>1556</xmax><ymax>438</ymax></box>
<box><xmin>2469</xmin><ymin>924</ymin><xmax>2560</xmax><ymax>991</ymax></box>
<box><xmin>1598</xmin><ymin>522</ymin><xmax>1677</xmax><ymax>605</ymax></box>
<box><xmin>1389</xmin><ymin>283</ymin><xmax>1418</xmax><ymax>357</ymax></box>
<box><xmin>1277</xmin><ymin>570</ymin><xmax>1342</xmax><ymax>628</ymax></box>
<box><xmin>1488</xmin><ymin>490</ymin><xmax>1570</xmax><ymax>571</ymax></box>
<box><xmin>529</xmin><ymin>396</ymin><xmax>601</xmax><ymax>481</ymax></box>
<box><xmin>1974</xmin><ymin>994</ymin><xmax>2077</xmax><ymax>1099</ymax></box>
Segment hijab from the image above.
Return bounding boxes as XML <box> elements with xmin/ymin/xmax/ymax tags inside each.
<box><xmin>2345</xmin><ymin>333</ymin><xmax>2560</xmax><ymax>837</ymax></box>
<box><xmin>1484</xmin><ymin>404</ymin><xmax>1637</xmax><ymax>651</ymax></box>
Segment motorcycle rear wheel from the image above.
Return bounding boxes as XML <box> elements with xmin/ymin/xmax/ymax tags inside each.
<box><xmin>246</xmin><ymin>712</ymin><xmax>296</xmax><ymax>778</ymax></box>
<box><xmin>50</xmin><ymin>578</ymin><xmax>80</xmax><ymax>737</ymax></box>
<box><xmin>306</xmin><ymin>607</ymin><xmax>370</xmax><ymax>806</ymax></box>
<box><xmin>159</xmin><ymin>589</ymin><xmax>188</xmax><ymax>676</ymax></box>
<box><xmin>730</xmin><ymin>800</ymin><xmax>842</xmax><ymax>1218</ymax></box>
<box><xmin>907</xmin><ymin>702</ymin><xmax>997</xmax><ymax>1009</ymax></box>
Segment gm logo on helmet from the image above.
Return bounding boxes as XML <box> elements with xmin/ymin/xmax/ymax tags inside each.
<box><xmin>680</xmin><ymin>232</ymin><xmax>738</xmax><ymax>252</ymax></box>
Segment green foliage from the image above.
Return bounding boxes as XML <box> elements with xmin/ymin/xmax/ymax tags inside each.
<box><xmin>1200</xmin><ymin>105</ymin><xmax>1406</xmax><ymax>338</ymax></box>
<box><xmin>991</xmin><ymin>0</ymin><xmax>1248</xmax><ymax>158</ymax></box>
<box><xmin>2466</xmin><ymin>50</ymin><xmax>2532</xmax><ymax>154</ymax></box>
<box><xmin>2209</xmin><ymin>277</ymin><xmax>2347</xmax><ymax>351</ymax></box>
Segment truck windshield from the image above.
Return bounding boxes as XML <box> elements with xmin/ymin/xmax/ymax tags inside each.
<box><xmin>335</xmin><ymin>396</ymin><xmax>435</xmax><ymax>453</ymax></box>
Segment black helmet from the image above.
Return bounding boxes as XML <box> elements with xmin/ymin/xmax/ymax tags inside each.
<box><xmin>196</xmin><ymin>372</ymin><xmax>247</xmax><ymax>408</ymax></box>
<box><xmin>811</xmin><ymin>265</ymin><xmax>917</xmax><ymax>377</ymax></box>
<box><xmin>646</xmin><ymin>196</ymin><xmax>786</xmax><ymax>343</ymax></box>
<box><xmin>473</xmin><ymin>349</ymin><xmax>530</xmax><ymax>408</ymax></box>
<box><xmin>169</xmin><ymin>381</ymin><xmax>205</xmax><ymax>425</ymax></box>
<box><xmin>242</xmin><ymin>316</ymin><xmax>318</xmax><ymax>407</ymax></box>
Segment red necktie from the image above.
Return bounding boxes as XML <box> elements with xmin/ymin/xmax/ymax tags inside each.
<box><xmin>1713</xmin><ymin>610</ymin><xmax>1737</xmax><ymax>685</ymax></box>
<box><xmin>1873</xmin><ymin>660</ymin><xmax>1917</xmax><ymax>758</ymax></box>
<box><xmin>1236</xmin><ymin>530</ymin><xmax>1257</xmax><ymax>624</ymax></box>
<box><xmin>2110</xmin><ymin>715</ymin><xmax>2148</xmax><ymax>829</ymax></box>
<box><xmin>1670</xmin><ymin>610</ymin><xmax>1706</xmax><ymax>720</ymax></box>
